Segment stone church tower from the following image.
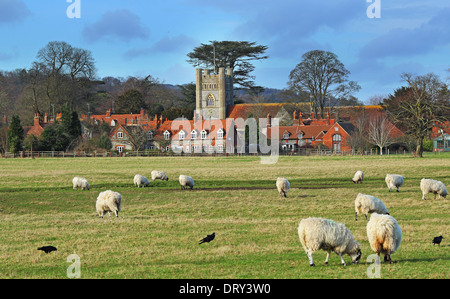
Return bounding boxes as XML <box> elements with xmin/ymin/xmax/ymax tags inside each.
<box><xmin>195</xmin><ymin>68</ymin><xmax>233</xmax><ymax>120</ymax></box>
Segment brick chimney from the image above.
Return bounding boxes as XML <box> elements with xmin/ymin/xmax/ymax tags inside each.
<box><xmin>293</xmin><ymin>110</ymin><xmax>297</xmax><ymax>120</ymax></box>
<box><xmin>34</xmin><ymin>113</ymin><xmax>40</xmax><ymax>126</ymax></box>
<box><xmin>106</xmin><ymin>109</ymin><xmax>112</xmax><ymax>117</ymax></box>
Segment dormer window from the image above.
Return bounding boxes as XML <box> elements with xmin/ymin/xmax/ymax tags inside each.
<box><xmin>217</xmin><ymin>129</ymin><xmax>224</xmax><ymax>139</ymax></box>
<box><xmin>201</xmin><ymin>130</ymin><xmax>207</xmax><ymax>140</ymax></box>
<box><xmin>283</xmin><ymin>131</ymin><xmax>290</xmax><ymax>139</ymax></box>
<box><xmin>147</xmin><ymin>131</ymin><xmax>153</xmax><ymax>140</ymax></box>
<box><xmin>164</xmin><ymin>130</ymin><xmax>171</xmax><ymax>140</ymax></box>
<box><xmin>191</xmin><ymin>130</ymin><xmax>198</xmax><ymax>140</ymax></box>
<box><xmin>297</xmin><ymin>133</ymin><xmax>303</xmax><ymax>139</ymax></box>
<box><xmin>179</xmin><ymin>130</ymin><xmax>186</xmax><ymax>140</ymax></box>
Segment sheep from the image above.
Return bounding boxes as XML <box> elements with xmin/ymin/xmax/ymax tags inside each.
<box><xmin>385</xmin><ymin>174</ymin><xmax>404</xmax><ymax>192</ymax></box>
<box><xmin>134</xmin><ymin>174</ymin><xmax>150</xmax><ymax>188</ymax></box>
<box><xmin>367</xmin><ymin>213</ymin><xmax>402</xmax><ymax>264</ymax></box>
<box><xmin>298</xmin><ymin>217</ymin><xmax>362</xmax><ymax>267</ymax></box>
<box><xmin>72</xmin><ymin>177</ymin><xmax>91</xmax><ymax>190</ymax></box>
<box><xmin>276</xmin><ymin>177</ymin><xmax>290</xmax><ymax>198</ymax></box>
<box><xmin>420</xmin><ymin>178</ymin><xmax>447</xmax><ymax>200</ymax></box>
<box><xmin>96</xmin><ymin>190</ymin><xmax>122</xmax><ymax>218</ymax></box>
<box><xmin>151</xmin><ymin>170</ymin><xmax>169</xmax><ymax>181</ymax></box>
<box><xmin>355</xmin><ymin>193</ymin><xmax>389</xmax><ymax>221</ymax></box>
<box><xmin>179</xmin><ymin>175</ymin><xmax>194</xmax><ymax>190</ymax></box>
<box><xmin>352</xmin><ymin>170</ymin><xmax>364</xmax><ymax>184</ymax></box>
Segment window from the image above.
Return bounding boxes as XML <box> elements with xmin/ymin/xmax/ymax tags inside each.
<box><xmin>207</xmin><ymin>94</ymin><xmax>215</xmax><ymax>106</ymax></box>
<box><xmin>191</xmin><ymin>130</ymin><xmax>198</xmax><ymax>140</ymax></box>
<box><xmin>147</xmin><ymin>131</ymin><xmax>153</xmax><ymax>140</ymax></box>
<box><xmin>217</xmin><ymin>145</ymin><xmax>223</xmax><ymax>153</ymax></box>
<box><xmin>283</xmin><ymin>132</ymin><xmax>290</xmax><ymax>139</ymax></box>
<box><xmin>117</xmin><ymin>132</ymin><xmax>123</xmax><ymax>139</ymax></box>
<box><xmin>164</xmin><ymin>131</ymin><xmax>171</xmax><ymax>140</ymax></box>
<box><xmin>179</xmin><ymin>130</ymin><xmax>185</xmax><ymax>140</ymax></box>
<box><xmin>297</xmin><ymin>133</ymin><xmax>303</xmax><ymax>139</ymax></box>
<box><xmin>201</xmin><ymin>130</ymin><xmax>207</xmax><ymax>140</ymax></box>
<box><xmin>333</xmin><ymin>134</ymin><xmax>342</xmax><ymax>151</ymax></box>
<box><xmin>335</xmin><ymin>127</ymin><xmax>339</xmax><ymax>132</ymax></box>
<box><xmin>217</xmin><ymin>129</ymin><xmax>224</xmax><ymax>139</ymax></box>
<box><xmin>117</xmin><ymin>146</ymin><xmax>124</xmax><ymax>153</ymax></box>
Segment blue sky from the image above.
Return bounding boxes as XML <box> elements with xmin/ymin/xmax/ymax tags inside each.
<box><xmin>0</xmin><ymin>0</ymin><xmax>449</xmax><ymax>103</ymax></box>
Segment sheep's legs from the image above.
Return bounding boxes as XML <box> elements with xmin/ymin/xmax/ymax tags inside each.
<box><xmin>114</xmin><ymin>210</ymin><xmax>119</xmax><ymax>217</ymax></box>
<box><xmin>338</xmin><ymin>253</ymin><xmax>346</xmax><ymax>266</ymax></box>
<box><xmin>325</xmin><ymin>252</ymin><xmax>330</xmax><ymax>265</ymax></box>
<box><xmin>307</xmin><ymin>251</ymin><xmax>315</xmax><ymax>267</ymax></box>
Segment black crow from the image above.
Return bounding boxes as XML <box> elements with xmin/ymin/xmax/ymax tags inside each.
<box><xmin>199</xmin><ymin>233</ymin><xmax>215</xmax><ymax>244</ymax></box>
<box><xmin>432</xmin><ymin>236</ymin><xmax>444</xmax><ymax>246</ymax></box>
<box><xmin>37</xmin><ymin>246</ymin><xmax>57</xmax><ymax>254</ymax></box>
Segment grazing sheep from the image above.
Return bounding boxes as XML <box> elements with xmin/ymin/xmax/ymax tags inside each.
<box><xmin>367</xmin><ymin>213</ymin><xmax>402</xmax><ymax>264</ymax></box>
<box><xmin>179</xmin><ymin>175</ymin><xmax>194</xmax><ymax>190</ymax></box>
<box><xmin>276</xmin><ymin>177</ymin><xmax>290</xmax><ymax>198</ymax></box>
<box><xmin>72</xmin><ymin>177</ymin><xmax>91</xmax><ymax>190</ymax></box>
<box><xmin>134</xmin><ymin>174</ymin><xmax>150</xmax><ymax>188</ymax></box>
<box><xmin>352</xmin><ymin>170</ymin><xmax>364</xmax><ymax>184</ymax></box>
<box><xmin>385</xmin><ymin>174</ymin><xmax>404</xmax><ymax>192</ymax></box>
<box><xmin>420</xmin><ymin>178</ymin><xmax>447</xmax><ymax>200</ymax></box>
<box><xmin>298</xmin><ymin>217</ymin><xmax>361</xmax><ymax>267</ymax></box>
<box><xmin>96</xmin><ymin>190</ymin><xmax>122</xmax><ymax>218</ymax></box>
<box><xmin>151</xmin><ymin>170</ymin><xmax>169</xmax><ymax>181</ymax></box>
<box><xmin>355</xmin><ymin>193</ymin><xmax>389</xmax><ymax>221</ymax></box>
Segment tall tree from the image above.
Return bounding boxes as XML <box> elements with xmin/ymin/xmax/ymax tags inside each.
<box><xmin>383</xmin><ymin>73</ymin><xmax>450</xmax><ymax>157</ymax></box>
<box><xmin>186</xmin><ymin>41</ymin><xmax>268</xmax><ymax>91</ymax></box>
<box><xmin>115</xmin><ymin>89</ymin><xmax>147</xmax><ymax>114</ymax></box>
<box><xmin>367</xmin><ymin>114</ymin><xmax>395</xmax><ymax>155</ymax></box>
<box><xmin>288</xmin><ymin>50</ymin><xmax>360</xmax><ymax>118</ymax></box>
<box><xmin>7</xmin><ymin>115</ymin><xmax>25</xmax><ymax>153</ymax></box>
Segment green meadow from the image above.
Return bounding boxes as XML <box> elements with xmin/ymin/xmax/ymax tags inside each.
<box><xmin>0</xmin><ymin>153</ymin><xmax>449</xmax><ymax>279</ymax></box>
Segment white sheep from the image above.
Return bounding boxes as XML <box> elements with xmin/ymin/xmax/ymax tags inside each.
<box><xmin>367</xmin><ymin>213</ymin><xmax>402</xmax><ymax>264</ymax></box>
<box><xmin>355</xmin><ymin>193</ymin><xmax>389</xmax><ymax>221</ymax></box>
<box><xmin>72</xmin><ymin>177</ymin><xmax>91</xmax><ymax>190</ymax></box>
<box><xmin>420</xmin><ymin>178</ymin><xmax>447</xmax><ymax>200</ymax></box>
<box><xmin>134</xmin><ymin>174</ymin><xmax>150</xmax><ymax>188</ymax></box>
<box><xmin>151</xmin><ymin>170</ymin><xmax>169</xmax><ymax>181</ymax></box>
<box><xmin>385</xmin><ymin>174</ymin><xmax>404</xmax><ymax>192</ymax></box>
<box><xmin>276</xmin><ymin>177</ymin><xmax>290</xmax><ymax>198</ymax></box>
<box><xmin>179</xmin><ymin>175</ymin><xmax>194</xmax><ymax>190</ymax></box>
<box><xmin>96</xmin><ymin>190</ymin><xmax>122</xmax><ymax>218</ymax></box>
<box><xmin>352</xmin><ymin>170</ymin><xmax>364</xmax><ymax>184</ymax></box>
<box><xmin>298</xmin><ymin>217</ymin><xmax>362</xmax><ymax>267</ymax></box>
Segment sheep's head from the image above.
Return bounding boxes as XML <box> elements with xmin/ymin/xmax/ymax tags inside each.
<box><xmin>349</xmin><ymin>243</ymin><xmax>362</xmax><ymax>264</ymax></box>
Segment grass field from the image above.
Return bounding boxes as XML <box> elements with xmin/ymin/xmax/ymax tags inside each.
<box><xmin>0</xmin><ymin>153</ymin><xmax>449</xmax><ymax>279</ymax></box>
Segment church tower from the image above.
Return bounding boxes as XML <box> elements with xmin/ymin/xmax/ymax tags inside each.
<box><xmin>195</xmin><ymin>68</ymin><xmax>233</xmax><ymax>120</ymax></box>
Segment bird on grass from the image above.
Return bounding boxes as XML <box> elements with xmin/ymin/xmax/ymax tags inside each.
<box><xmin>432</xmin><ymin>236</ymin><xmax>444</xmax><ymax>246</ymax></box>
<box><xmin>199</xmin><ymin>233</ymin><xmax>215</xmax><ymax>245</ymax></box>
<box><xmin>37</xmin><ymin>246</ymin><xmax>57</xmax><ymax>254</ymax></box>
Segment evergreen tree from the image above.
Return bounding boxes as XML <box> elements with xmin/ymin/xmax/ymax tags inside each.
<box><xmin>7</xmin><ymin>115</ymin><xmax>24</xmax><ymax>153</ymax></box>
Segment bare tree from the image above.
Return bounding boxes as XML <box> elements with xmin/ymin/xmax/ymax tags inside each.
<box><xmin>288</xmin><ymin>50</ymin><xmax>360</xmax><ymax>118</ymax></box>
<box><xmin>383</xmin><ymin>72</ymin><xmax>450</xmax><ymax>157</ymax></box>
<box><xmin>367</xmin><ymin>114</ymin><xmax>395</xmax><ymax>155</ymax></box>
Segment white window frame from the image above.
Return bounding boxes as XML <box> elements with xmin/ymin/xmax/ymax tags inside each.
<box><xmin>164</xmin><ymin>130</ymin><xmax>171</xmax><ymax>140</ymax></box>
<box><xmin>217</xmin><ymin>129</ymin><xmax>224</xmax><ymax>139</ymax></box>
<box><xmin>179</xmin><ymin>130</ymin><xmax>186</xmax><ymax>140</ymax></box>
<box><xmin>191</xmin><ymin>130</ymin><xmax>198</xmax><ymax>140</ymax></box>
<box><xmin>201</xmin><ymin>130</ymin><xmax>208</xmax><ymax>140</ymax></box>
<box><xmin>117</xmin><ymin>132</ymin><xmax>124</xmax><ymax>139</ymax></box>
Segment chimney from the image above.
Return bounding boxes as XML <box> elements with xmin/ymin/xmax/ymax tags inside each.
<box><xmin>140</xmin><ymin>108</ymin><xmax>145</xmax><ymax>117</ymax></box>
<box><xmin>311</xmin><ymin>112</ymin><xmax>315</xmax><ymax>119</ymax></box>
<box><xmin>44</xmin><ymin>113</ymin><xmax>48</xmax><ymax>123</ymax></box>
<box><xmin>267</xmin><ymin>113</ymin><xmax>271</xmax><ymax>128</ymax></box>
<box><xmin>34</xmin><ymin>113</ymin><xmax>40</xmax><ymax>126</ymax></box>
<box><xmin>299</xmin><ymin>111</ymin><xmax>303</xmax><ymax>122</ymax></box>
<box><xmin>160</xmin><ymin>115</ymin><xmax>163</xmax><ymax>123</ymax></box>
<box><xmin>293</xmin><ymin>110</ymin><xmax>297</xmax><ymax>120</ymax></box>
<box><xmin>106</xmin><ymin>109</ymin><xmax>112</xmax><ymax>117</ymax></box>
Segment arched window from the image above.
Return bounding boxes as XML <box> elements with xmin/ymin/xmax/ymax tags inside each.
<box><xmin>207</xmin><ymin>94</ymin><xmax>215</xmax><ymax>106</ymax></box>
<box><xmin>333</xmin><ymin>134</ymin><xmax>342</xmax><ymax>151</ymax></box>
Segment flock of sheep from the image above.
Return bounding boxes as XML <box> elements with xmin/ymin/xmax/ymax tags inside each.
<box><xmin>73</xmin><ymin>169</ymin><xmax>447</xmax><ymax>268</ymax></box>
<box><xmin>72</xmin><ymin>171</ymin><xmax>192</xmax><ymax>219</ymax></box>
<box><xmin>278</xmin><ymin>172</ymin><xmax>447</xmax><ymax>266</ymax></box>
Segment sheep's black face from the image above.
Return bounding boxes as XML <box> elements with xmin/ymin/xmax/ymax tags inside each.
<box><xmin>352</xmin><ymin>250</ymin><xmax>362</xmax><ymax>264</ymax></box>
